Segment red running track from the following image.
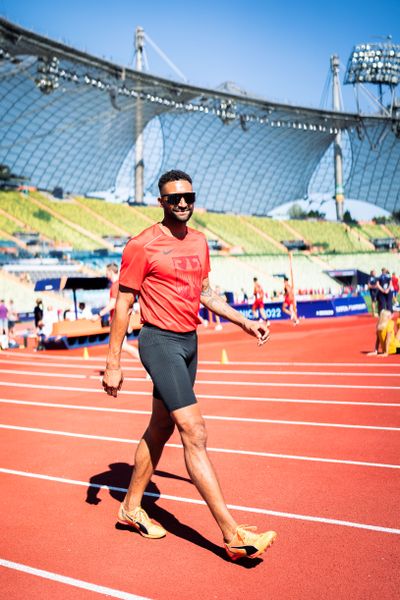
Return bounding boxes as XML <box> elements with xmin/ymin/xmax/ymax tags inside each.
<box><xmin>0</xmin><ymin>315</ymin><xmax>399</xmax><ymax>600</ymax></box>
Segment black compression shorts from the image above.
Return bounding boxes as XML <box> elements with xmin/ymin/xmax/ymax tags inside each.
<box><xmin>138</xmin><ymin>323</ymin><xmax>198</xmax><ymax>413</ymax></box>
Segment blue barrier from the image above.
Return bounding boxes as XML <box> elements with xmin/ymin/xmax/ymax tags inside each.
<box><xmin>200</xmin><ymin>295</ymin><xmax>368</xmax><ymax>322</ymax></box>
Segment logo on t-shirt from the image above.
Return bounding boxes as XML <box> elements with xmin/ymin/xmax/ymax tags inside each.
<box><xmin>173</xmin><ymin>255</ymin><xmax>202</xmax><ymax>300</ymax></box>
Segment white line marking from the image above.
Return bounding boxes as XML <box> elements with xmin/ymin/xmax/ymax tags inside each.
<box><xmin>1</xmin><ymin>369</ymin><xmax>86</xmax><ymax>379</ymax></box>
<box><xmin>1</xmin><ymin>382</ymin><xmax>399</xmax><ymax>407</ymax></box>
<box><xmin>1</xmin><ymin>358</ymin><xmax>398</xmax><ymax>378</ymax></box>
<box><xmin>1</xmin><ymin>424</ymin><xmax>399</xmax><ymax>467</ymax></box>
<box><xmin>1</xmin><ymin>399</ymin><xmax>400</xmax><ymax>431</ymax></box>
<box><xmin>1</xmin><ymin>468</ymin><xmax>399</xmax><ymax>534</ymax></box>
<box><xmin>2</xmin><ymin>350</ymin><xmax>398</xmax><ymax>368</ymax></box>
<box><xmin>0</xmin><ymin>559</ymin><xmax>151</xmax><ymax>600</ymax></box>
<box><xmin>2</xmin><ymin>369</ymin><xmax>399</xmax><ymax>390</ymax></box>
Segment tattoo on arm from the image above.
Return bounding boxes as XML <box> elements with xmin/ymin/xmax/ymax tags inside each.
<box><xmin>201</xmin><ymin>285</ymin><xmax>213</xmax><ymax>298</ymax></box>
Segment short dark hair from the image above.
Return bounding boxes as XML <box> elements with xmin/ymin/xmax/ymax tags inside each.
<box><xmin>158</xmin><ymin>170</ymin><xmax>192</xmax><ymax>193</ymax></box>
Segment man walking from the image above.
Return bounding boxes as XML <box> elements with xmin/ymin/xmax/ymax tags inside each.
<box><xmin>252</xmin><ymin>277</ymin><xmax>268</xmax><ymax>321</ymax></box>
<box><xmin>102</xmin><ymin>170</ymin><xmax>276</xmax><ymax>561</ymax></box>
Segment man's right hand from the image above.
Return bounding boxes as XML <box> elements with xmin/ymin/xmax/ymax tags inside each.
<box><xmin>102</xmin><ymin>367</ymin><xmax>123</xmax><ymax>397</ymax></box>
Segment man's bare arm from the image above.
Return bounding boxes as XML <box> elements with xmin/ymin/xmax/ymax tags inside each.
<box><xmin>200</xmin><ymin>278</ymin><xmax>270</xmax><ymax>345</ymax></box>
<box><xmin>102</xmin><ymin>289</ymin><xmax>136</xmax><ymax>397</ymax></box>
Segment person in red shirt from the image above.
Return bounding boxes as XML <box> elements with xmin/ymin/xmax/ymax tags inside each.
<box><xmin>392</xmin><ymin>272</ymin><xmax>399</xmax><ymax>305</ymax></box>
<box><xmin>282</xmin><ymin>276</ymin><xmax>299</xmax><ymax>325</ymax></box>
<box><xmin>97</xmin><ymin>263</ymin><xmax>139</xmax><ymax>360</ymax></box>
<box><xmin>252</xmin><ymin>277</ymin><xmax>267</xmax><ymax>321</ymax></box>
<box><xmin>102</xmin><ymin>170</ymin><xmax>276</xmax><ymax>561</ymax></box>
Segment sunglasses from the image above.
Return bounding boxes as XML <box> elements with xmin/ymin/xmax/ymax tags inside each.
<box><xmin>160</xmin><ymin>192</ymin><xmax>196</xmax><ymax>206</ymax></box>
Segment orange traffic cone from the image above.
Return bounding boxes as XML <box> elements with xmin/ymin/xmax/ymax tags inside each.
<box><xmin>221</xmin><ymin>348</ymin><xmax>229</xmax><ymax>365</ymax></box>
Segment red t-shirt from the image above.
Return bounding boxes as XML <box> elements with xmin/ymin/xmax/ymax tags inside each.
<box><xmin>392</xmin><ymin>275</ymin><xmax>399</xmax><ymax>292</ymax></box>
<box><xmin>119</xmin><ymin>224</ymin><xmax>210</xmax><ymax>332</ymax></box>
<box><xmin>254</xmin><ymin>283</ymin><xmax>264</xmax><ymax>301</ymax></box>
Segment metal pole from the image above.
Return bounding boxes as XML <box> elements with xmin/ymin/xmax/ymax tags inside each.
<box><xmin>134</xmin><ymin>26</ymin><xmax>144</xmax><ymax>204</ymax></box>
<box><xmin>288</xmin><ymin>251</ymin><xmax>298</xmax><ymax>320</ymax></box>
<box><xmin>331</xmin><ymin>55</ymin><xmax>344</xmax><ymax>221</ymax></box>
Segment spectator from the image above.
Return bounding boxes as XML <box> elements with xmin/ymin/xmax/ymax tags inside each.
<box><xmin>368</xmin><ymin>310</ymin><xmax>400</xmax><ymax>357</ymax></box>
<box><xmin>392</xmin><ymin>272</ymin><xmax>399</xmax><ymax>306</ymax></box>
<box><xmin>41</xmin><ymin>305</ymin><xmax>59</xmax><ymax>337</ymax></box>
<box><xmin>7</xmin><ymin>299</ymin><xmax>18</xmax><ymax>337</ymax></box>
<box><xmin>368</xmin><ymin>270</ymin><xmax>379</xmax><ymax>316</ymax></box>
<box><xmin>36</xmin><ymin>305</ymin><xmax>59</xmax><ymax>350</ymax></box>
<box><xmin>377</xmin><ymin>268</ymin><xmax>393</xmax><ymax>313</ymax></box>
<box><xmin>206</xmin><ymin>285</ymin><xmax>225</xmax><ymax>331</ymax></box>
<box><xmin>34</xmin><ymin>298</ymin><xmax>44</xmax><ymax>329</ymax></box>
<box><xmin>0</xmin><ymin>299</ymin><xmax>8</xmax><ymax>336</ymax></box>
<box><xmin>236</xmin><ymin>288</ymin><xmax>249</xmax><ymax>304</ymax></box>
<box><xmin>78</xmin><ymin>302</ymin><xmax>92</xmax><ymax>319</ymax></box>
<box><xmin>96</xmin><ymin>263</ymin><xmax>140</xmax><ymax>360</ymax></box>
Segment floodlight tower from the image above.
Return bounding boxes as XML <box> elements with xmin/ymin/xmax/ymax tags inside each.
<box><xmin>344</xmin><ymin>38</ymin><xmax>400</xmax><ymax>117</ymax></box>
<box><xmin>134</xmin><ymin>26</ymin><xmax>144</xmax><ymax>204</ymax></box>
<box><xmin>331</xmin><ymin>55</ymin><xmax>345</xmax><ymax>221</ymax></box>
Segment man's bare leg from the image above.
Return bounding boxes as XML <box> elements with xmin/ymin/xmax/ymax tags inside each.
<box><xmin>172</xmin><ymin>403</ymin><xmax>238</xmax><ymax>542</ymax></box>
<box><xmin>123</xmin><ymin>397</ymin><xmax>175</xmax><ymax>511</ymax></box>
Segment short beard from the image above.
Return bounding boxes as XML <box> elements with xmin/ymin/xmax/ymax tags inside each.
<box><xmin>170</xmin><ymin>207</ymin><xmax>193</xmax><ymax>223</ymax></box>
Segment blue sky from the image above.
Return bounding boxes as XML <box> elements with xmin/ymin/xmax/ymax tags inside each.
<box><xmin>1</xmin><ymin>0</ymin><xmax>399</xmax><ymax>108</ymax></box>
<box><xmin>1</xmin><ymin>0</ymin><xmax>399</xmax><ymax>218</ymax></box>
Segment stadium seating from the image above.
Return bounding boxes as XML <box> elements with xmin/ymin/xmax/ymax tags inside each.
<box><xmin>356</xmin><ymin>223</ymin><xmax>389</xmax><ymax>240</ymax></box>
<box><xmin>192</xmin><ymin>212</ymin><xmax>280</xmax><ymax>254</ymax></box>
<box><xmin>286</xmin><ymin>220</ymin><xmax>368</xmax><ymax>253</ymax></box>
<box><xmin>210</xmin><ymin>254</ymin><xmax>342</xmax><ymax>298</ymax></box>
<box><xmin>37</xmin><ymin>195</ymin><xmax>116</xmax><ymax>238</ymax></box>
<box><xmin>321</xmin><ymin>252</ymin><xmax>400</xmax><ymax>274</ymax></box>
<box><xmin>243</xmin><ymin>217</ymin><xmax>293</xmax><ymax>250</ymax></box>
<box><xmin>77</xmin><ymin>198</ymin><xmax>153</xmax><ymax>236</ymax></box>
<box><xmin>0</xmin><ymin>192</ymin><xmax>97</xmax><ymax>250</ymax></box>
<box><xmin>0</xmin><ymin>269</ymin><xmax>69</xmax><ymax>313</ymax></box>
<box><xmin>385</xmin><ymin>223</ymin><xmax>400</xmax><ymax>240</ymax></box>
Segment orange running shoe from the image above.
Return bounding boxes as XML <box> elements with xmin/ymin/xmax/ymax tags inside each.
<box><xmin>118</xmin><ymin>504</ymin><xmax>166</xmax><ymax>539</ymax></box>
<box><xmin>224</xmin><ymin>525</ymin><xmax>277</xmax><ymax>560</ymax></box>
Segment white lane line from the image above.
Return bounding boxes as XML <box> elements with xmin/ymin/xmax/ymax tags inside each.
<box><xmin>1</xmin><ymin>383</ymin><xmax>400</xmax><ymax>407</ymax></box>
<box><xmin>2</xmin><ymin>369</ymin><xmax>399</xmax><ymax>390</ymax></box>
<box><xmin>122</xmin><ymin>376</ymin><xmax>400</xmax><ymax>391</ymax></box>
<box><xmin>2</xmin><ymin>399</ymin><xmax>400</xmax><ymax>432</ymax></box>
<box><xmin>1</xmin><ymin>424</ymin><xmax>399</xmax><ymax>468</ymax></box>
<box><xmin>1</xmin><ymin>358</ymin><xmax>399</xmax><ymax>378</ymax></box>
<box><xmin>0</xmin><ymin>559</ymin><xmax>151</xmax><ymax>600</ymax></box>
<box><xmin>1</xmin><ymin>468</ymin><xmax>399</xmax><ymax>535</ymax></box>
<box><xmin>1</xmin><ymin>369</ymin><xmax>86</xmax><ymax>379</ymax></box>
<box><xmin>1</xmin><ymin>350</ymin><xmax>397</xmax><ymax>368</ymax></box>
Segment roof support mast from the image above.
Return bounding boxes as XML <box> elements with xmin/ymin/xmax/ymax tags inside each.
<box><xmin>331</xmin><ymin>55</ymin><xmax>344</xmax><ymax>222</ymax></box>
<box><xmin>133</xmin><ymin>27</ymin><xmax>187</xmax><ymax>204</ymax></box>
<box><xmin>134</xmin><ymin>26</ymin><xmax>144</xmax><ymax>204</ymax></box>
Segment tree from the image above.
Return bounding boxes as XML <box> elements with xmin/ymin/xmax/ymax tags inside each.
<box><xmin>343</xmin><ymin>210</ymin><xmax>358</xmax><ymax>225</ymax></box>
<box><xmin>0</xmin><ymin>164</ymin><xmax>27</xmax><ymax>189</ymax></box>
<box><xmin>288</xmin><ymin>203</ymin><xmax>307</xmax><ymax>219</ymax></box>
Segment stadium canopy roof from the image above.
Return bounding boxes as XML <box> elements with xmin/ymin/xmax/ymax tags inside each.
<box><xmin>0</xmin><ymin>18</ymin><xmax>399</xmax><ymax>215</ymax></box>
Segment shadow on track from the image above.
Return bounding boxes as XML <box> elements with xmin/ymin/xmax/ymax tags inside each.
<box><xmin>85</xmin><ymin>462</ymin><xmax>261</xmax><ymax>568</ymax></box>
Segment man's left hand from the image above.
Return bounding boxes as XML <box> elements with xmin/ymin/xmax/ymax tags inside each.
<box><xmin>242</xmin><ymin>319</ymin><xmax>270</xmax><ymax>346</ymax></box>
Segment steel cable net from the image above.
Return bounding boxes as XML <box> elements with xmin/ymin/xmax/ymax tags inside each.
<box><xmin>0</xmin><ymin>18</ymin><xmax>399</xmax><ymax>214</ymax></box>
